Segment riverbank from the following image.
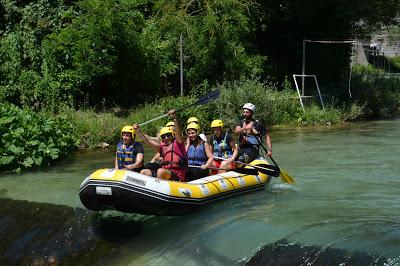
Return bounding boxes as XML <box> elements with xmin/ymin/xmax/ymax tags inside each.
<box><xmin>1</xmin><ymin>78</ymin><xmax>399</xmax><ymax>172</ymax></box>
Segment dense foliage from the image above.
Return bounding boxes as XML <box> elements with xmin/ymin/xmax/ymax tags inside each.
<box><xmin>72</xmin><ymin>79</ymin><xmax>344</xmax><ymax>149</ymax></box>
<box><xmin>350</xmin><ymin>64</ymin><xmax>400</xmax><ymax>117</ymax></box>
<box><xmin>0</xmin><ymin>0</ymin><xmax>399</xmax><ymax>170</ymax></box>
<box><xmin>1</xmin><ymin>0</ymin><xmax>399</xmax><ymax>110</ymax></box>
<box><xmin>0</xmin><ymin>104</ymin><xmax>79</xmax><ymax>172</ymax></box>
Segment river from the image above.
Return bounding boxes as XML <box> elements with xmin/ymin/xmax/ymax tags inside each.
<box><xmin>0</xmin><ymin>118</ymin><xmax>399</xmax><ymax>265</ymax></box>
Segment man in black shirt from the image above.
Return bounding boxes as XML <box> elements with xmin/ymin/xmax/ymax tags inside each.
<box><xmin>234</xmin><ymin>103</ymin><xmax>272</xmax><ymax>163</ymax></box>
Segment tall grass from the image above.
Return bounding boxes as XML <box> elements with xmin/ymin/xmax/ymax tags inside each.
<box><xmin>68</xmin><ymin>79</ymin><xmax>344</xmax><ymax>149</ymax></box>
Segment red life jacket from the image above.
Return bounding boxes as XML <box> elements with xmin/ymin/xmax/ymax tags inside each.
<box><xmin>160</xmin><ymin>140</ymin><xmax>188</xmax><ymax>181</ymax></box>
<box><xmin>160</xmin><ymin>139</ymin><xmax>188</xmax><ymax>171</ymax></box>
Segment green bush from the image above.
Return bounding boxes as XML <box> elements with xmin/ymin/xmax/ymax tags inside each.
<box><xmin>69</xmin><ymin>79</ymin><xmax>343</xmax><ymax>149</ymax></box>
<box><xmin>350</xmin><ymin>64</ymin><xmax>400</xmax><ymax>117</ymax></box>
<box><xmin>207</xmin><ymin>79</ymin><xmax>339</xmax><ymax>130</ymax></box>
<box><xmin>0</xmin><ymin>104</ymin><xmax>79</xmax><ymax>172</ymax></box>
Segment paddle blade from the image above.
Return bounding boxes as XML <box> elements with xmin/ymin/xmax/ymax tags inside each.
<box><xmin>195</xmin><ymin>89</ymin><xmax>220</xmax><ymax>105</ymax></box>
<box><xmin>254</xmin><ymin>164</ymin><xmax>280</xmax><ymax>177</ymax></box>
<box><xmin>230</xmin><ymin>167</ymin><xmax>258</xmax><ymax>175</ymax></box>
<box><xmin>280</xmin><ymin>170</ymin><xmax>295</xmax><ymax>184</ymax></box>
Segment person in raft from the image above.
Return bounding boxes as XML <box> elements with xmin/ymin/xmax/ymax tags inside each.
<box><xmin>209</xmin><ymin>119</ymin><xmax>238</xmax><ymax>173</ymax></box>
<box><xmin>142</xmin><ymin>121</ymin><xmax>177</xmax><ymax>177</ymax></box>
<box><xmin>185</xmin><ymin>122</ymin><xmax>214</xmax><ymax>181</ymax></box>
<box><xmin>115</xmin><ymin>126</ymin><xmax>144</xmax><ymax>171</ymax></box>
<box><xmin>134</xmin><ymin>110</ymin><xmax>188</xmax><ymax>181</ymax></box>
<box><xmin>186</xmin><ymin>117</ymin><xmax>207</xmax><ymax>143</ymax></box>
<box><xmin>234</xmin><ymin>103</ymin><xmax>272</xmax><ymax>164</ymax></box>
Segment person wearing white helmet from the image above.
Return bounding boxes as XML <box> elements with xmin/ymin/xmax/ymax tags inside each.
<box><xmin>234</xmin><ymin>103</ymin><xmax>272</xmax><ymax>163</ymax></box>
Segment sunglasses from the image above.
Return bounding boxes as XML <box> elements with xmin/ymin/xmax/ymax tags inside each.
<box><xmin>161</xmin><ymin>133</ymin><xmax>173</xmax><ymax>139</ymax></box>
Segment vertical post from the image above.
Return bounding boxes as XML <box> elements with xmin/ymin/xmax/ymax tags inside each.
<box><xmin>180</xmin><ymin>33</ymin><xmax>184</xmax><ymax>97</ymax></box>
<box><xmin>302</xmin><ymin>40</ymin><xmax>306</xmax><ymax>96</ymax></box>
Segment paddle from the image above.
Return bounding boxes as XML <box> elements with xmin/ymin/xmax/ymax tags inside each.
<box><xmin>188</xmin><ymin>165</ymin><xmax>258</xmax><ymax>175</ymax></box>
<box><xmin>213</xmin><ymin>156</ymin><xmax>280</xmax><ymax>177</ymax></box>
<box><xmin>260</xmin><ymin>145</ymin><xmax>295</xmax><ymax>184</ymax></box>
<box><xmin>139</xmin><ymin>89</ymin><xmax>220</xmax><ymax>126</ymax></box>
<box><xmin>269</xmin><ymin>156</ymin><xmax>295</xmax><ymax>184</ymax></box>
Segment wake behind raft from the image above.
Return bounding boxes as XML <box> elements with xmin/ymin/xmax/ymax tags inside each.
<box><xmin>79</xmin><ymin>159</ymin><xmax>272</xmax><ymax>216</ymax></box>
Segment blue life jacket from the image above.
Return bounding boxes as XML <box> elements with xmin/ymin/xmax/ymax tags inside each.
<box><xmin>212</xmin><ymin>132</ymin><xmax>233</xmax><ymax>159</ymax></box>
<box><xmin>187</xmin><ymin>142</ymin><xmax>207</xmax><ymax>166</ymax></box>
<box><xmin>116</xmin><ymin>141</ymin><xmax>138</xmax><ymax>169</ymax></box>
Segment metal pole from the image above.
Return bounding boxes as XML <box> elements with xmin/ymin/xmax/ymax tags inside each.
<box><xmin>180</xmin><ymin>33</ymin><xmax>184</xmax><ymax>97</ymax></box>
<box><xmin>302</xmin><ymin>40</ymin><xmax>305</xmax><ymax>96</ymax></box>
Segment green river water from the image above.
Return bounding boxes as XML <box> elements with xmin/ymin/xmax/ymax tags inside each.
<box><xmin>0</xmin><ymin>118</ymin><xmax>399</xmax><ymax>265</ymax></box>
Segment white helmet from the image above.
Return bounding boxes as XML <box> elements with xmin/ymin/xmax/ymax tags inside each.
<box><xmin>243</xmin><ymin>103</ymin><xmax>255</xmax><ymax>112</ymax></box>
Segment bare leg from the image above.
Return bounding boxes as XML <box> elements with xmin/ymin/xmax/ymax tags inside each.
<box><xmin>140</xmin><ymin>169</ymin><xmax>152</xmax><ymax>176</ymax></box>
<box><xmin>157</xmin><ymin>168</ymin><xmax>171</xmax><ymax>180</ymax></box>
<box><xmin>218</xmin><ymin>160</ymin><xmax>232</xmax><ymax>174</ymax></box>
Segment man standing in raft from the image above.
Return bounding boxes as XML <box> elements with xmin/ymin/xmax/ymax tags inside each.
<box><xmin>134</xmin><ymin>110</ymin><xmax>188</xmax><ymax>181</ymax></box>
<box><xmin>115</xmin><ymin>126</ymin><xmax>144</xmax><ymax>171</ymax></box>
<box><xmin>235</xmin><ymin>103</ymin><xmax>272</xmax><ymax>163</ymax></box>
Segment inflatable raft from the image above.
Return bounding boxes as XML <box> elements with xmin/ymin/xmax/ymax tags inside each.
<box><xmin>79</xmin><ymin>159</ymin><xmax>272</xmax><ymax>216</ymax></box>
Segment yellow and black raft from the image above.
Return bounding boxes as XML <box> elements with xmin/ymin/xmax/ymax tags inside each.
<box><xmin>79</xmin><ymin>159</ymin><xmax>272</xmax><ymax>216</ymax></box>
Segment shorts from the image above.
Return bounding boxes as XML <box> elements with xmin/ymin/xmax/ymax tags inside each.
<box><xmin>185</xmin><ymin>167</ymin><xmax>210</xmax><ymax>182</ymax></box>
<box><xmin>143</xmin><ymin>162</ymin><xmax>161</xmax><ymax>177</ymax></box>
<box><xmin>236</xmin><ymin>147</ymin><xmax>259</xmax><ymax>164</ymax></box>
<box><xmin>211</xmin><ymin>160</ymin><xmax>235</xmax><ymax>175</ymax></box>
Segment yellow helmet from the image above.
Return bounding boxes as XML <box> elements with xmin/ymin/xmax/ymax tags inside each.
<box><xmin>165</xmin><ymin>121</ymin><xmax>175</xmax><ymax>128</ymax></box>
<box><xmin>187</xmin><ymin>117</ymin><xmax>199</xmax><ymax>124</ymax></box>
<box><xmin>159</xmin><ymin>127</ymin><xmax>174</xmax><ymax>138</ymax></box>
<box><xmin>186</xmin><ymin>122</ymin><xmax>200</xmax><ymax>132</ymax></box>
<box><xmin>211</xmin><ymin>119</ymin><xmax>224</xmax><ymax>128</ymax></box>
<box><xmin>121</xmin><ymin>126</ymin><xmax>135</xmax><ymax>138</ymax></box>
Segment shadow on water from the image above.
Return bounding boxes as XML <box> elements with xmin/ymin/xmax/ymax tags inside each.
<box><xmin>0</xmin><ymin>197</ymin><xmax>145</xmax><ymax>265</ymax></box>
<box><xmin>0</xmin><ymin>196</ymin><xmax>394</xmax><ymax>265</ymax></box>
<box><xmin>245</xmin><ymin>240</ymin><xmax>388</xmax><ymax>266</ymax></box>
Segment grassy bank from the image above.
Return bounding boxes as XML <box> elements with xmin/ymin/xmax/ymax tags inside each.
<box><xmin>69</xmin><ymin>79</ymin><xmax>350</xmax><ymax>150</ymax></box>
<box><xmin>71</xmin><ymin>75</ymin><xmax>400</xmax><ymax>150</ymax></box>
<box><xmin>2</xmin><ymin>77</ymin><xmax>399</xmax><ymax>172</ymax></box>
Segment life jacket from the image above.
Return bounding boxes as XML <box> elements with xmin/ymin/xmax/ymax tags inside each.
<box><xmin>160</xmin><ymin>140</ymin><xmax>188</xmax><ymax>170</ymax></box>
<box><xmin>187</xmin><ymin>141</ymin><xmax>208</xmax><ymax>166</ymax></box>
<box><xmin>116</xmin><ymin>141</ymin><xmax>140</xmax><ymax>169</ymax></box>
<box><xmin>239</xmin><ymin>119</ymin><xmax>262</xmax><ymax>147</ymax></box>
<box><xmin>212</xmin><ymin>132</ymin><xmax>233</xmax><ymax>159</ymax></box>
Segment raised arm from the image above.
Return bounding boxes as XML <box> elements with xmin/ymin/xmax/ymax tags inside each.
<box><xmin>168</xmin><ymin>110</ymin><xmax>184</xmax><ymax>144</ymax></box>
<box><xmin>133</xmin><ymin>124</ymin><xmax>160</xmax><ymax>153</ymax></box>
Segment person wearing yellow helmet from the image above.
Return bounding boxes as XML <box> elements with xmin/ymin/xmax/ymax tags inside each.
<box><xmin>134</xmin><ymin>110</ymin><xmax>188</xmax><ymax>181</ymax></box>
<box><xmin>115</xmin><ymin>126</ymin><xmax>144</xmax><ymax>171</ymax></box>
<box><xmin>234</xmin><ymin>103</ymin><xmax>272</xmax><ymax>163</ymax></box>
<box><xmin>185</xmin><ymin>122</ymin><xmax>214</xmax><ymax>181</ymax></box>
<box><xmin>186</xmin><ymin>117</ymin><xmax>207</xmax><ymax>142</ymax></box>
<box><xmin>210</xmin><ymin>119</ymin><xmax>238</xmax><ymax>173</ymax></box>
<box><xmin>187</xmin><ymin>117</ymin><xmax>199</xmax><ymax>124</ymax></box>
<box><xmin>142</xmin><ymin>120</ymin><xmax>176</xmax><ymax>174</ymax></box>
<box><xmin>166</xmin><ymin>121</ymin><xmax>175</xmax><ymax>129</ymax></box>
